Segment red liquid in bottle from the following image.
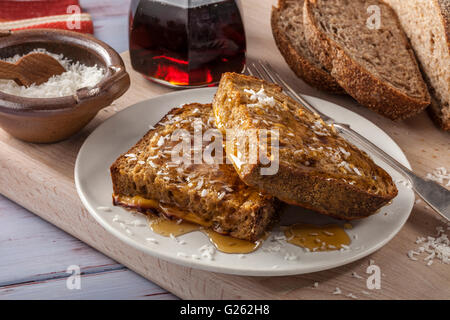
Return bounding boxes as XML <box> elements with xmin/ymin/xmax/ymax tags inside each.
<box><xmin>129</xmin><ymin>0</ymin><xmax>246</xmax><ymax>87</ymax></box>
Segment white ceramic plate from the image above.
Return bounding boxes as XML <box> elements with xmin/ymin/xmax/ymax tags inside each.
<box><xmin>75</xmin><ymin>88</ymin><xmax>414</xmax><ymax>276</ymax></box>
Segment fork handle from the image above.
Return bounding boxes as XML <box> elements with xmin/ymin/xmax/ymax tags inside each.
<box><xmin>336</xmin><ymin>123</ymin><xmax>450</xmax><ymax>220</ymax></box>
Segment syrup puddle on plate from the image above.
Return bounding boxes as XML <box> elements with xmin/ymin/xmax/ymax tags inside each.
<box><xmin>204</xmin><ymin>229</ymin><xmax>263</xmax><ymax>254</ymax></box>
<box><xmin>147</xmin><ymin>214</ymin><xmax>350</xmax><ymax>254</ymax></box>
<box><xmin>283</xmin><ymin>223</ymin><xmax>351</xmax><ymax>252</ymax></box>
<box><xmin>147</xmin><ymin>215</ymin><xmax>261</xmax><ymax>254</ymax></box>
<box><xmin>148</xmin><ymin>215</ymin><xmax>200</xmax><ymax>237</ymax></box>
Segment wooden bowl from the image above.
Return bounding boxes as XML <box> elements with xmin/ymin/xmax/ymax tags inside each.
<box><xmin>0</xmin><ymin>29</ymin><xmax>130</xmax><ymax>143</ymax></box>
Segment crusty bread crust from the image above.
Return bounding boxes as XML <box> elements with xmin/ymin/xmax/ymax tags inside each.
<box><xmin>213</xmin><ymin>73</ymin><xmax>398</xmax><ymax>220</ymax></box>
<box><xmin>271</xmin><ymin>0</ymin><xmax>344</xmax><ymax>94</ymax></box>
<box><xmin>110</xmin><ymin>104</ymin><xmax>278</xmax><ymax>241</ymax></box>
<box><xmin>428</xmin><ymin>97</ymin><xmax>450</xmax><ymax>131</ymax></box>
<box><xmin>383</xmin><ymin>0</ymin><xmax>449</xmax><ymax>130</ymax></box>
<box><xmin>436</xmin><ymin>0</ymin><xmax>450</xmax><ymax>46</ymax></box>
<box><xmin>243</xmin><ymin>164</ymin><xmax>395</xmax><ymax>220</ymax></box>
<box><xmin>428</xmin><ymin>0</ymin><xmax>450</xmax><ymax>131</ymax></box>
<box><xmin>303</xmin><ymin>0</ymin><xmax>431</xmax><ymax>121</ymax></box>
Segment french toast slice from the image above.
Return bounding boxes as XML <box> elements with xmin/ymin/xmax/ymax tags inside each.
<box><xmin>212</xmin><ymin>73</ymin><xmax>398</xmax><ymax>220</ymax></box>
<box><xmin>110</xmin><ymin>103</ymin><xmax>277</xmax><ymax>242</ymax></box>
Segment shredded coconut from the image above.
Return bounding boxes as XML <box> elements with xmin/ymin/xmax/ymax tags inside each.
<box><xmin>284</xmin><ymin>253</ymin><xmax>298</xmax><ymax>261</ymax></box>
<box><xmin>339</xmin><ymin>147</ymin><xmax>351</xmax><ymax>159</ymax></box>
<box><xmin>125</xmin><ymin>153</ymin><xmax>137</xmax><ymax>158</ymax></box>
<box><xmin>426</xmin><ymin>167</ymin><xmax>450</xmax><ymax>187</ymax></box>
<box><xmin>0</xmin><ymin>48</ymin><xmax>105</xmax><ymax>98</ymax></box>
<box><xmin>244</xmin><ymin>87</ymin><xmax>276</xmax><ymax>108</ymax></box>
<box><xmin>396</xmin><ymin>179</ymin><xmax>412</xmax><ymax>189</ymax></box>
<box><xmin>112</xmin><ymin>215</ymin><xmax>122</xmax><ymax>223</ymax></box>
<box><xmin>126</xmin><ymin>219</ymin><xmax>147</xmax><ymax>227</ymax></box>
<box><xmin>353</xmin><ymin>167</ymin><xmax>362</xmax><ymax>176</ymax></box>
<box><xmin>196</xmin><ymin>178</ymin><xmax>204</xmax><ymax>190</ymax></box>
<box><xmin>407</xmin><ymin>226</ymin><xmax>450</xmax><ymax>265</ymax></box>
<box><xmin>311</xmin><ymin>120</ymin><xmax>330</xmax><ymax>136</ymax></box>
<box><xmin>97</xmin><ymin>206</ymin><xmax>112</xmax><ymax>212</ymax></box>
<box><xmin>217</xmin><ymin>191</ymin><xmax>226</xmax><ymax>200</ymax></box>
<box><xmin>145</xmin><ymin>238</ymin><xmax>158</xmax><ymax>244</ymax></box>
<box><xmin>332</xmin><ymin>287</ymin><xmax>342</xmax><ymax>295</ymax></box>
<box><xmin>198</xmin><ymin>244</ymin><xmax>216</xmax><ymax>261</ymax></box>
<box><xmin>177</xmin><ymin>252</ymin><xmax>188</xmax><ymax>258</ymax></box>
<box><xmin>229</xmin><ymin>153</ymin><xmax>245</xmax><ymax>169</ymax></box>
<box><xmin>157</xmin><ymin>136</ymin><xmax>165</xmax><ymax>147</ymax></box>
<box><xmin>148</xmin><ymin>161</ymin><xmax>158</xmax><ymax>168</ymax></box>
<box><xmin>338</xmin><ymin>161</ymin><xmax>352</xmax><ymax>173</ymax></box>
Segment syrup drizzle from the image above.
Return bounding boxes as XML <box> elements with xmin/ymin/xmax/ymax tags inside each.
<box><xmin>284</xmin><ymin>223</ymin><xmax>351</xmax><ymax>252</ymax></box>
<box><xmin>147</xmin><ymin>214</ymin><xmax>351</xmax><ymax>254</ymax></box>
<box><xmin>148</xmin><ymin>215</ymin><xmax>200</xmax><ymax>237</ymax></box>
<box><xmin>118</xmin><ymin>195</ymin><xmax>352</xmax><ymax>254</ymax></box>
<box><xmin>204</xmin><ymin>229</ymin><xmax>262</xmax><ymax>254</ymax></box>
<box><xmin>147</xmin><ymin>214</ymin><xmax>261</xmax><ymax>254</ymax></box>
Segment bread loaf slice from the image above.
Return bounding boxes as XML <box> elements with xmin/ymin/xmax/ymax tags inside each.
<box><xmin>110</xmin><ymin>103</ymin><xmax>277</xmax><ymax>241</ymax></box>
<box><xmin>213</xmin><ymin>73</ymin><xmax>398</xmax><ymax>220</ymax></box>
<box><xmin>384</xmin><ymin>0</ymin><xmax>450</xmax><ymax>131</ymax></box>
<box><xmin>303</xmin><ymin>0</ymin><xmax>431</xmax><ymax>120</ymax></box>
<box><xmin>271</xmin><ymin>0</ymin><xmax>344</xmax><ymax>93</ymax></box>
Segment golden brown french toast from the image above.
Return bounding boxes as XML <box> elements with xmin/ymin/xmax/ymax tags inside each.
<box><xmin>110</xmin><ymin>103</ymin><xmax>277</xmax><ymax>241</ymax></box>
<box><xmin>212</xmin><ymin>73</ymin><xmax>398</xmax><ymax>219</ymax></box>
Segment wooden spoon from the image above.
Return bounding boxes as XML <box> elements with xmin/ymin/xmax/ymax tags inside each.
<box><xmin>0</xmin><ymin>53</ymin><xmax>66</xmax><ymax>87</ymax></box>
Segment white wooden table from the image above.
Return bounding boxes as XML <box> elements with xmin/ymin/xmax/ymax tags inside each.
<box><xmin>0</xmin><ymin>0</ymin><xmax>177</xmax><ymax>300</ymax></box>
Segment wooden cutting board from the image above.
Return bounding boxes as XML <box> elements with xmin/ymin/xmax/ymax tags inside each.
<box><xmin>1</xmin><ymin>0</ymin><xmax>449</xmax><ymax>299</ymax></box>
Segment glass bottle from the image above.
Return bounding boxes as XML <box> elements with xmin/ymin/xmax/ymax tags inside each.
<box><xmin>129</xmin><ymin>0</ymin><xmax>246</xmax><ymax>88</ymax></box>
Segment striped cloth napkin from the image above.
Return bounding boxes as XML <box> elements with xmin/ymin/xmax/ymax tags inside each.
<box><xmin>0</xmin><ymin>0</ymin><xmax>93</xmax><ymax>33</ymax></box>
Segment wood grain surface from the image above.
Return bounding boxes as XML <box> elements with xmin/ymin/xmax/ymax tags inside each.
<box><xmin>0</xmin><ymin>193</ymin><xmax>175</xmax><ymax>299</ymax></box>
<box><xmin>0</xmin><ymin>0</ymin><xmax>177</xmax><ymax>300</ymax></box>
<box><xmin>0</xmin><ymin>0</ymin><xmax>449</xmax><ymax>300</ymax></box>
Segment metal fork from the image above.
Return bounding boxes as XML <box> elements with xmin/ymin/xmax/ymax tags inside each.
<box><xmin>246</xmin><ymin>60</ymin><xmax>450</xmax><ymax>221</ymax></box>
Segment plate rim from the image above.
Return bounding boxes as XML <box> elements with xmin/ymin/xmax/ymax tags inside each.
<box><xmin>74</xmin><ymin>87</ymin><xmax>413</xmax><ymax>276</ymax></box>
